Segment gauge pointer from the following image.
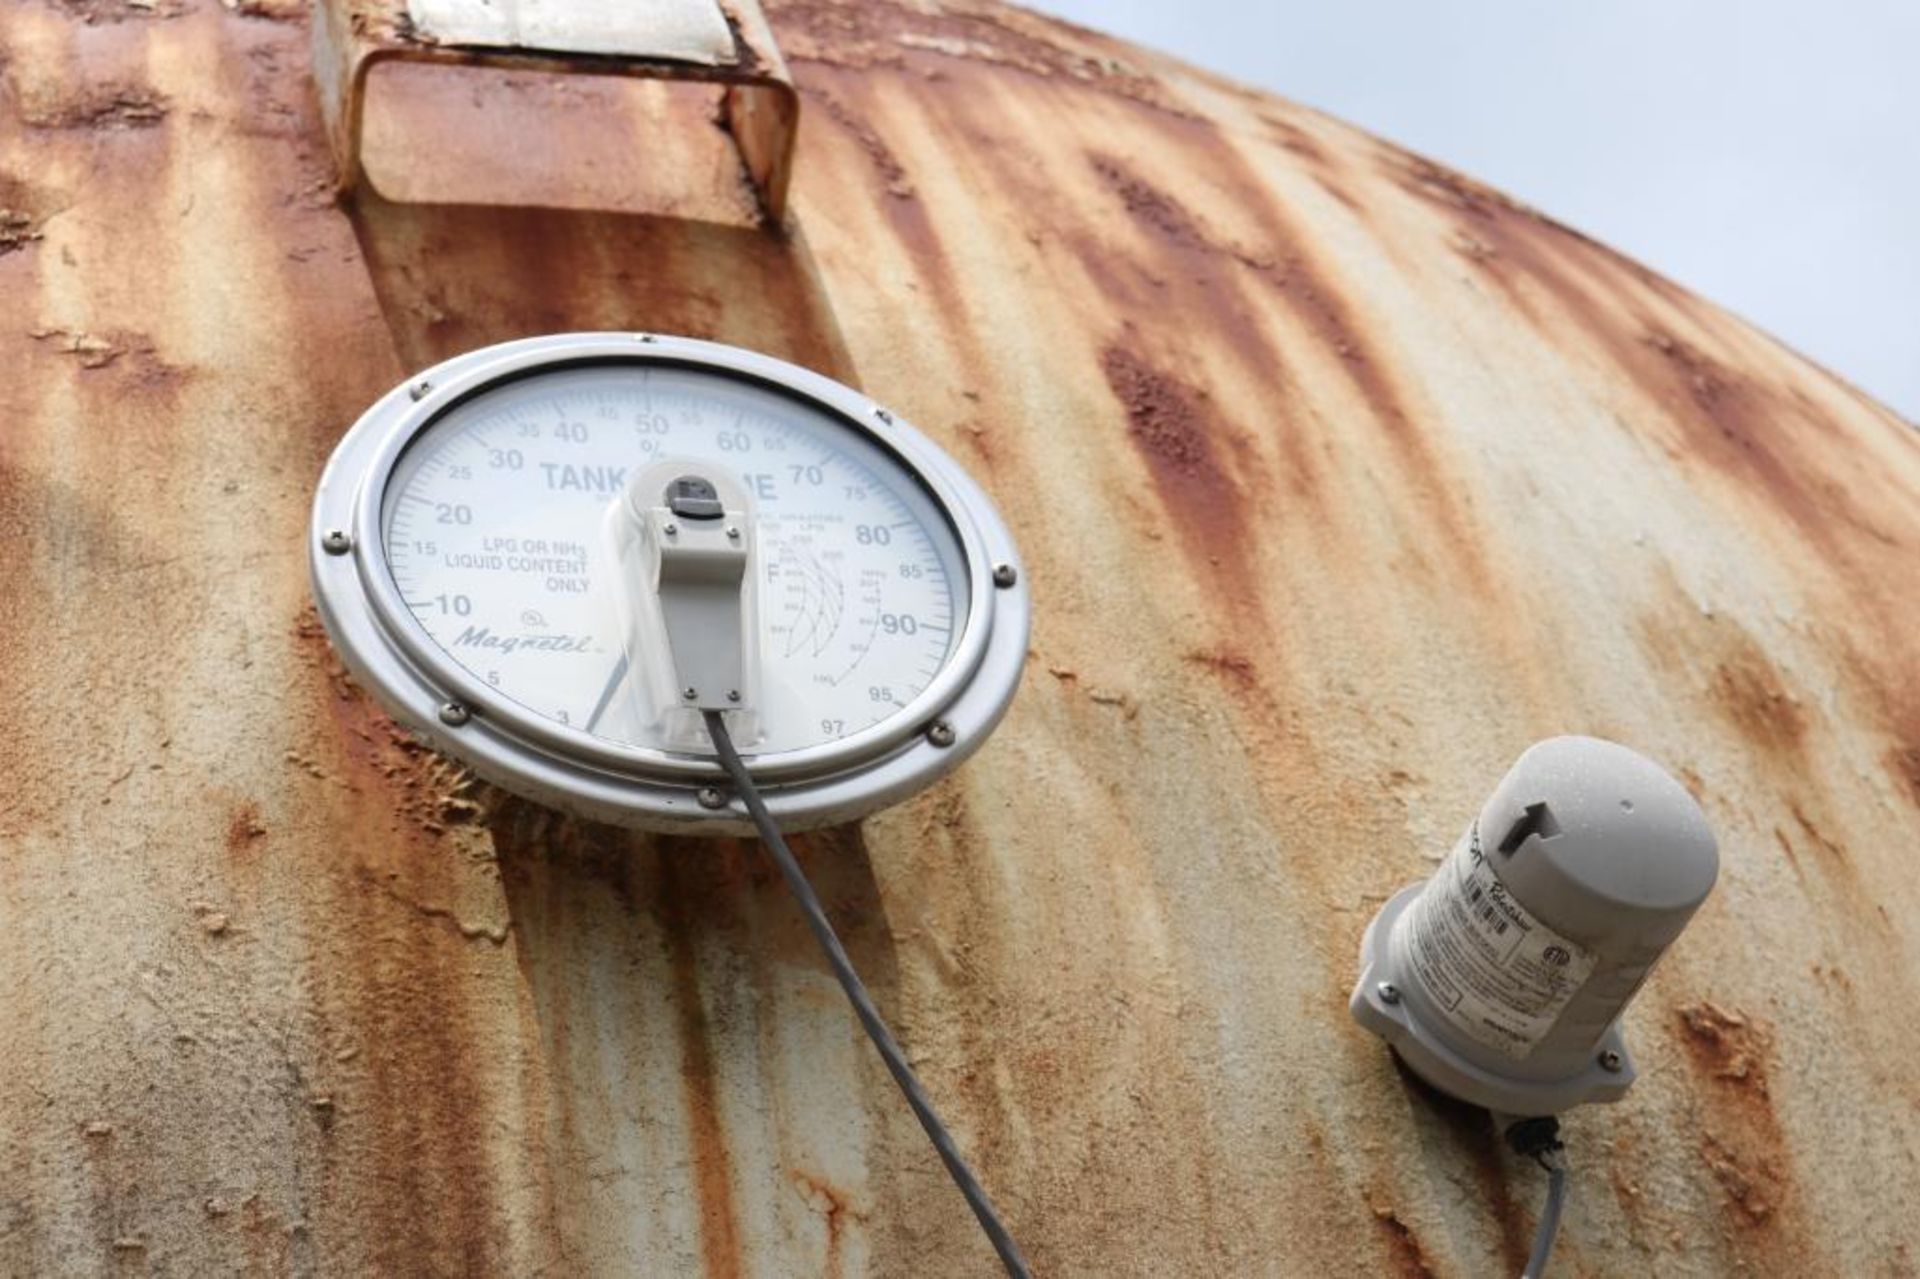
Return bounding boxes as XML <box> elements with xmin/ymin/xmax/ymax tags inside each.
<box><xmin>583</xmin><ymin>654</ymin><xmax>629</xmax><ymax>732</ymax></box>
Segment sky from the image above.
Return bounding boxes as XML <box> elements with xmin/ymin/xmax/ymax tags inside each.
<box><xmin>1026</xmin><ymin>0</ymin><xmax>1919</xmax><ymax>423</ymax></box>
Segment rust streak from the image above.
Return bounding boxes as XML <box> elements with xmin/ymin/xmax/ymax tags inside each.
<box><xmin>771</xmin><ymin>0</ymin><xmax>1190</xmax><ymax>116</ymax></box>
<box><xmin>1392</xmin><ymin>1063</ymin><xmax>1531</xmax><ymax>1274</ymax></box>
<box><xmin>1709</xmin><ymin>651</ymin><xmax>1808</xmax><ymax>757</ymax></box>
<box><xmin>1098</xmin><ymin>343</ymin><xmax>1254</xmax><ymax>593</ymax></box>
<box><xmin>1082</xmin><ymin>137</ymin><xmax>1494</xmax><ymax>592</ymax></box>
<box><xmin>659</xmin><ymin>848</ymin><xmax>746</xmax><ymax>1278</ymax></box>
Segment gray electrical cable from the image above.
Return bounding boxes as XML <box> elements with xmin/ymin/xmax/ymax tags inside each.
<box><xmin>702</xmin><ymin>711</ymin><xmax>1033</xmax><ymax>1279</ymax></box>
<box><xmin>1522</xmin><ymin>1149</ymin><xmax>1569</xmax><ymax>1279</ymax></box>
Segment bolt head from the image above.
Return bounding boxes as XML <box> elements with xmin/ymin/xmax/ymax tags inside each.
<box><xmin>320</xmin><ymin>529</ymin><xmax>352</xmax><ymax>556</ymax></box>
<box><xmin>1376</xmin><ymin>981</ymin><xmax>1401</xmax><ymax>1005</ymax></box>
<box><xmin>664</xmin><ymin>523</ymin><xmax>679</xmax><ymax>537</ymax></box>
<box><xmin>992</xmin><ymin>562</ymin><xmax>1018</xmax><ymax>589</ymax></box>
<box><xmin>438</xmin><ymin>702</ymin><xmax>470</xmax><ymax>727</ymax></box>
<box><xmin>726</xmin><ymin>526</ymin><xmax>741</xmax><ymax>540</ymax></box>
<box><xmin>409</xmin><ymin>380</ymin><xmax>432</xmax><ymax>401</ymax></box>
<box><xmin>926</xmin><ymin>721</ymin><xmax>957</xmax><ymax>748</ymax></box>
<box><xmin>697</xmin><ymin>786</ymin><xmax>727</xmax><ymax>810</ymax></box>
<box><xmin>682</xmin><ymin>687</ymin><xmax>698</xmax><ymax>701</ymax></box>
<box><xmin>1598</xmin><ymin>1049</ymin><xmax>1624</xmax><ymax>1073</ymax></box>
<box><xmin>726</xmin><ymin>689</ymin><xmax>742</xmax><ymax>702</ymax></box>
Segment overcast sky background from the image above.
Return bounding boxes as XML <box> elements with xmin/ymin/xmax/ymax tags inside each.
<box><xmin>1027</xmin><ymin>1</ymin><xmax>1919</xmax><ymax>423</ymax></box>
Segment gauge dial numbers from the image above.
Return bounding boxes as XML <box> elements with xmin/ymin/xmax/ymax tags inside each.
<box><xmin>380</xmin><ymin>364</ymin><xmax>968</xmax><ymax>755</ymax></box>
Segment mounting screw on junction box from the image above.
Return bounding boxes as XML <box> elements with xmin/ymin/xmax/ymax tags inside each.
<box><xmin>1350</xmin><ymin>736</ymin><xmax>1718</xmax><ymax>1115</ymax></box>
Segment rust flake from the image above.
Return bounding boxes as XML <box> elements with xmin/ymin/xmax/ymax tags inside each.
<box><xmin>1370</xmin><ymin>1205</ymin><xmax>1437</xmax><ymax>1279</ymax></box>
<box><xmin>42</xmin><ymin>0</ymin><xmax>184</xmax><ymax>22</ymax></box>
<box><xmin>1700</xmin><ymin>1134</ymin><xmax>1789</xmax><ymax>1228</ymax></box>
<box><xmin>1385</xmin><ymin>148</ymin><xmax>1666</xmax><ymax>302</ymax></box>
<box><xmin>1075</xmin><ymin>151</ymin><xmax>1306</xmax><ymax>466</ymax></box>
<box><xmin>0</xmin><ymin>175</ymin><xmax>69</xmax><ymax>257</ymax></box>
<box><xmin>1078</xmin><ymin>151</ymin><xmax>1284</xmax><ymax>377</ymax></box>
<box><xmin>1671</xmin><ymin>1001</ymin><xmax>1803</xmax><ymax>1244</ymax></box>
<box><xmin>1098</xmin><ymin>343</ymin><xmax>1255</xmax><ymax>592</ymax></box>
<box><xmin>770</xmin><ymin>0</ymin><xmax>1188</xmax><ymax>116</ymax></box>
<box><xmin>1</xmin><ymin>208</ymin><xmax>44</xmax><ymax>255</ymax></box>
<box><xmin>225</xmin><ymin>801</ymin><xmax>268</xmax><ymax>856</ymax></box>
<box><xmin>1383</xmin><ymin>149</ymin><xmax>1685</xmax><ymax>376</ymax></box>
<box><xmin>28</xmin><ymin>327</ymin><xmax>189</xmax><ymax>386</ymax></box>
<box><xmin>1182</xmin><ymin>647</ymin><xmax>1259</xmax><ymax>692</ymax></box>
<box><xmin>291</xmin><ymin>603</ymin><xmax>495</xmax><ymax>843</ymax></box>
<box><xmin>1090</xmin><ymin>153</ymin><xmax>1241</xmax><ymax>260</ymax></box>
<box><xmin>1677</xmin><ymin>1001</ymin><xmax>1774</xmax><ymax>1096</ymax></box>
<box><xmin>801</xmin><ymin>84</ymin><xmax>913</xmax><ymax>199</ymax></box>
<box><xmin>23</xmin><ymin>82</ymin><xmax>169</xmax><ymax>129</ymax></box>
<box><xmin>221</xmin><ymin>0</ymin><xmax>304</xmax><ymax>19</ymax></box>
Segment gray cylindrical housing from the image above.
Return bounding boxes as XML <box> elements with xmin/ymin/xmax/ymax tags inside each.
<box><xmin>1350</xmin><ymin>736</ymin><xmax>1719</xmax><ymax>1112</ymax></box>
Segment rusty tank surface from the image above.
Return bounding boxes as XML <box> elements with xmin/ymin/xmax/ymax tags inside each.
<box><xmin>3</xmin><ymin>0</ymin><xmax>1919</xmax><ymax>1274</ymax></box>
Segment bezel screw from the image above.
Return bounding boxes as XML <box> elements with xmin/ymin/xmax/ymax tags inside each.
<box><xmin>438</xmin><ymin>702</ymin><xmax>470</xmax><ymax>727</ymax></box>
<box><xmin>1376</xmin><ymin>982</ymin><xmax>1401</xmax><ymax>1005</ymax></box>
<box><xmin>873</xmin><ymin>407</ymin><xmax>894</xmax><ymax>425</ymax></box>
<box><xmin>409</xmin><ymin>380</ymin><xmax>432</xmax><ymax>401</ymax></box>
<box><xmin>1598</xmin><ymin>1049</ymin><xmax>1624</xmax><ymax>1072</ymax></box>
<box><xmin>320</xmin><ymin>529</ymin><xmax>352</xmax><ymax>556</ymax></box>
<box><xmin>926</xmin><ymin>721</ymin><xmax>957</xmax><ymax>748</ymax></box>
<box><xmin>992</xmin><ymin>563</ymin><xmax>1018</xmax><ymax>588</ymax></box>
<box><xmin>697</xmin><ymin>786</ymin><xmax>727</xmax><ymax>810</ymax></box>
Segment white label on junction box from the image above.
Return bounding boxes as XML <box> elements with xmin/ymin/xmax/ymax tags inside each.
<box><xmin>1396</xmin><ymin>827</ymin><xmax>1596</xmax><ymax>1060</ymax></box>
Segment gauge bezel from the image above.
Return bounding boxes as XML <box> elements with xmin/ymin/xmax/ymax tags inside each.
<box><xmin>310</xmin><ymin>333</ymin><xmax>1028</xmax><ymax>832</ymax></box>
<box><xmin>359</xmin><ymin>341</ymin><xmax>991</xmax><ymax>779</ymax></box>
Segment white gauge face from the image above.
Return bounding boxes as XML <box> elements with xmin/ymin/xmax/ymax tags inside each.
<box><xmin>380</xmin><ymin>363</ymin><xmax>969</xmax><ymax>755</ymax></box>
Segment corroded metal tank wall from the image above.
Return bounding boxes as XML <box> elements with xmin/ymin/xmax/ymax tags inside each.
<box><xmin>3</xmin><ymin>1</ymin><xmax>1918</xmax><ymax>1275</ymax></box>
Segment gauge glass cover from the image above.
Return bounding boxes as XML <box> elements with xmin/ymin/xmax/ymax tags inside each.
<box><xmin>381</xmin><ymin>363</ymin><xmax>969</xmax><ymax>755</ymax></box>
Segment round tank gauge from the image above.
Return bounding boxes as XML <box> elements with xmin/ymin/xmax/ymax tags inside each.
<box><xmin>310</xmin><ymin>333</ymin><xmax>1028</xmax><ymax>831</ymax></box>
